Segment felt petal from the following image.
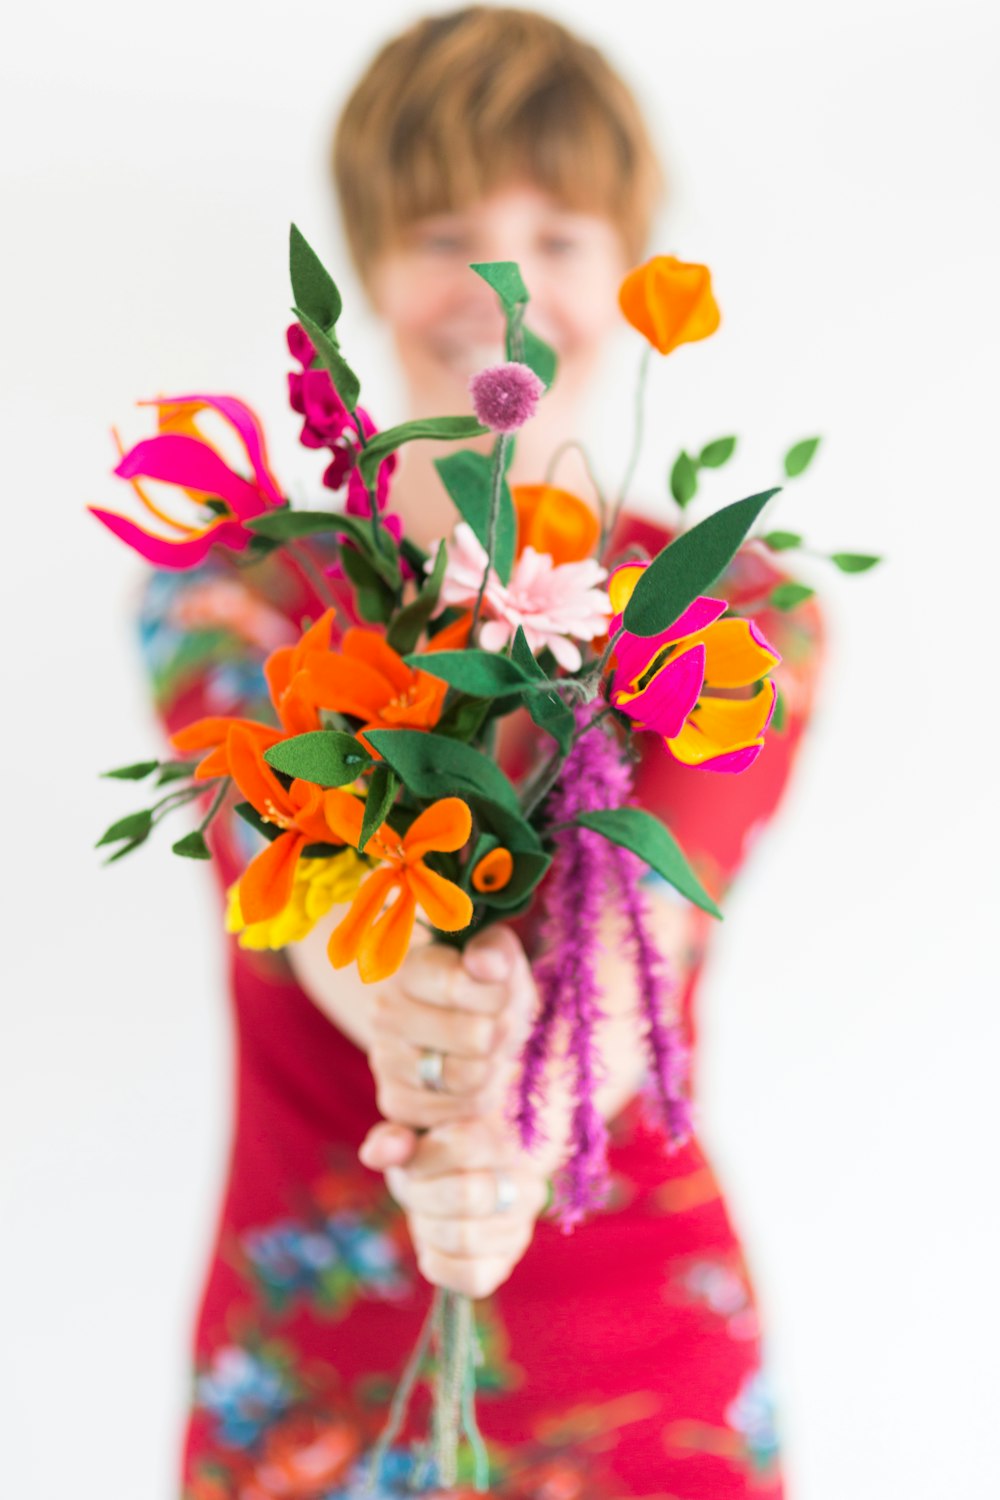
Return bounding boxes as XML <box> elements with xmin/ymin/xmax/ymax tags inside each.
<box><xmin>321</xmin><ymin>789</ymin><xmax>368</xmax><ymax>848</ymax></box>
<box><xmin>265</xmin><ymin>609</ymin><xmax>338</xmax><ymax>708</ymax></box>
<box><xmin>424</xmin><ymin>612</ymin><xmax>473</xmax><ymax>651</ymax></box>
<box><xmin>607</xmin><ymin>562</ymin><xmax>647</xmax><ymax>616</ymax></box>
<box><xmin>696</xmin><ymin>618</ymin><xmax>781</xmax><ymax>689</ymax></box>
<box><xmin>240</xmin><ymin>830</ymin><xmax>306</xmax><ymax>923</ymax></box>
<box><xmin>613</xmin><ymin>643</ymin><xmax>706</xmax><ymax>739</ymax></box>
<box><xmin>376</xmin><ymin>671</ymin><xmax>448</xmax><ymax>729</ymax></box>
<box><xmin>227</xmin><ymin>726</ymin><xmax>294</xmax><ymax>822</ymax></box>
<box><xmin>403</xmin><ymin>798</ymin><xmax>472</xmax><ymax>859</ymax></box>
<box><xmin>512</xmin><ymin>484</ymin><xmax>600</xmax><ymax>565</ymax></box>
<box><xmin>295</xmin><ymin>653</ymin><xmax>396</xmax><ymax>722</ymax></box>
<box><xmin>357</xmin><ymin>888</ymin><xmax>418</xmax><ymax>984</ymax></box>
<box><xmin>327</xmin><ymin>866</ymin><xmax>398</xmax><ymax>970</ymax></box>
<box><xmin>693</xmin><ymin>743</ymin><xmax>765</xmax><ymax>774</ymax></box>
<box><xmin>87</xmin><ymin>507</ymin><xmax>246</xmax><ymax>568</ymax></box>
<box><xmin>170</xmin><ymin>715</ymin><xmax>265</xmax><ymax>753</ymax></box>
<box><xmin>342</xmin><ymin>630</ymin><xmax>412</xmax><ymax>694</ymax></box>
<box><xmin>115</xmin><ymin>435</ymin><xmax>263</xmax><ymax>521</ymax></box>
<box><xmin>667</xmin><ymin>683</ymin><xmax>777</xmax><ymax>767</ymax></box>
<box><xmin>406</xmin><ymin>862</ymin><xmax>474</xmax><ymax>933</ymax></box>
<box><xmin>144</xmin><ymin>394</ymin><xmax>285</xmax><ymax>508</ymax></box>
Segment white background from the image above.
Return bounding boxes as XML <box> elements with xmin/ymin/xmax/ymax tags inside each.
<box><xmin>2</xmin><ymin>1</ymin><xmax>998</xmax><ymax>1495</ymax></box>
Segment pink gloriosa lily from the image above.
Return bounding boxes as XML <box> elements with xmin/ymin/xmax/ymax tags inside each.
<box><xmin>608</xmin><ymin>562</ymin><xmax>781</xmax><ymax>773</ymax></box>
<box><xmin>88</xmin><ymin>394</ymin><xmax>285</xmax><ymax>568</ymax></box>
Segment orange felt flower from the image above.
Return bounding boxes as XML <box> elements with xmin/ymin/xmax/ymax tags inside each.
<box><xmin>227</xmin><ymin>726</ymin><xmax>347</xmax><ymax>923</ymax></box>
<box><xmin>618</xmin><ymin>256</ymin><xmax>721</xmax><ymax>355</ymax></box>
<box><xmin>512</xmin><ymin>484</ymin><xmax>600</xmax><ymax>565</ymax></box>
<box><xmin>292</xmin><ymin>628</ymin><xmax>448</xmax><ymax>754</ymax></box>
<box><xmin>471</xmin><ymin>846</ymin><xmax>514</xmax><ymax>893</ymax></box>
<box><xmin>325</xmin><ymin>795</ymin><xmax>474</xmax><ymax>983</ymax></box>
<box><xmin>425</xmin><ymin>611</ymin><xmax>473</xmax><ymax>652</ymax></box>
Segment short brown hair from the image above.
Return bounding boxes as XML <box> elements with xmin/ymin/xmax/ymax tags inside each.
<box><xmin>332</xmin><ymin>6</ymin><xmax>664</xmax><ymax>288</ymax></box>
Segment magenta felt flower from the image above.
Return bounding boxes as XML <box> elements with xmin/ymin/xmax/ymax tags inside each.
<box><xmin>429</xmin><ymin>522</ymin><xmax>611</xmax><ymax>670</ymax></box>
<box><xmin>608</xmin><ymin>561</ymin><xmax>780</xmax><ymax>773</ymax></box>
<box><xmin>469</xmin><ymin>361</ymin><xmax>545</xmax><ymax>432</ymax></box>
<box><xmin>88</xmin><ymin>394</ymin><xmax>285</xmax><ymax>569</ymax></box>
<box><xmin>286</xmin><ymin>324</ymin><xmax>397</xmax><ymax>509</ymax></box>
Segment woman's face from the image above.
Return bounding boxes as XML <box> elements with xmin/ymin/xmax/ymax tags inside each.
<box><xmin>369</xmin><ymin>183</ymin><xmax>631</xmax><ymax>407</ymax></box>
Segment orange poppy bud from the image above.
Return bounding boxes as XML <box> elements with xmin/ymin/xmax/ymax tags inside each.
<box><xmin>618</xmin><ymin>255</ymin><xmax>721</xmax><ymax>355</ymax></box>
<box><xmin>471</xmin><ymin>846</ymin><xmax>514</xmax><ymax>893</ymax></box>
<box><xmin>512</xmin><ymin>484</ymin><xmax>600</xmax><ymax>565</ymax></box>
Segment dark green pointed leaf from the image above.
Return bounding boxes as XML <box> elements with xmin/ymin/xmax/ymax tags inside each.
<box><xmin>434</xmin><ymin>449</ymin><xmax>516</xmax><ymax>583</ymax></box>
<box><xmin>698</xmin><ymin>436</ymin><xmax>737</xmax><ymax>468</ymax></box>
<box><xmin>510</xmin><ymin>626</ymin><xmax>574</xmax><ymax>753</ymax></box>
<box><xmin>293</xmin><ymin>307</ymin><xmax>360</xmax><ymax>411</ymax></box>
<box><xmin>406</xmin><ymin>649</ymin><xmax>535</xmax><ymax>698</ymax></box>
<box><xmin>387</xmin><ymin>540</ymin><xmax>448</xmax><ymax>655</ymax></box>
<box><xmin>364</xmin><ymin>729</ymin><xmax>520</xmax><ymax>813</ymax></box>
<box><xmin>771</xmin><ymin>686</ymin><xmax>787</xmax><ymax>733</ymax></box>
<box><xmin>247</xmin><ymin>510</ymin><xmax>400</xmax><ymax>587</ymax></box>
<box><xmin>172</xmin><ymin>830</ymin><xmax>212</xmax><ymax>860</ymax></box>
<box><xmin>340</xmin><ymin>544</ymin><xmax>394</xmax><ymax>623</ymax></box>
<box><xmin>433</xmin><ymin>693</ymin><xmax>493</xmax><ymax>743</ymax></box>
<box><xmin>522</xmin><ymin>325</ymin><xmax>558</xmax><ymax>389</ymax></box>
<box><xmin>670</xmin><ymin>450</ymin><xmax>699</xmax><ymax>508</ymax></box>
<box><xmin>156</xmin><ymin>760</ymin><xmax>200</xmax><ymax>786</ymax></box>
<box><xmin>96</xmin><ymin>809</ymin><xmax>154</xmax><ymax>848</ymax></box>
<box><xmin>768</xmin><ymin>581</ymin><xmax>815</xmax><ymax>611</ymax></box>
<box><xmin>762</xmin><ymin>530</ymin><xmax>802</xmax><ymax>552</ymax></box>
<box><xmin>234</xmin><ymin>801</ymin><xmax>280</xmax><ymax>842</ymax></box>
<box><xmin>103</xmin><ymin>838</ymin><xmax>148</xmax><ymax>865</ymax></box>
<box><xmin>470</xmin><ymin>261</ymin><xmax>529</xmax><ymax>312</ymax></box>
<box><xmin>829</xmin><ymin>552</ymin><xmax>882</xmax><ymax>573</ymax></box>
<box><xmin>358</xmin><ymin>416</ymin><xmax>488</xmax><ymax>489</ymax></box>
<box><xmin>468</xmin><ymin>795</ymin><xmax>550</xmax><ymax>909</ymax></box>
<box><xmin>265</xmin><ymin>731</ymin><xmax>372</xmax><ymax>788</ymax></box>
<box><xmin>359</xmin><ymin>764</ymin><xmax>398</xmax><ymax>850</ymax></box>
<box><xmin>624</xmin><ymin>488</ymin><xmax>781</xmax><ymax>638</ymax></box>
<box><xmin>289</xmin><ymin>224</ymin><xmax>342</xmax><ymax>331</ymax></box>
<box><xmin>575</xmin><ymin>807</ymin><xmax>722</xmax><ymax>918</ymax></box>
<box><xmin>101</xmin><ymin>759</ymin><xmax>160</xmax><ymax>781</ymax></box>
<box><xmin>783</xmin><ymin>437</ymin><xmax>821</xmax><ymax>478</ymax></box>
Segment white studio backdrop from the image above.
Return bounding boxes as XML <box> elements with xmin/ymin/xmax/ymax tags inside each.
<box><xmin>2</xmin><ymin>1</ymin><xmax>997</xmax><ymax>1495</ymax></box>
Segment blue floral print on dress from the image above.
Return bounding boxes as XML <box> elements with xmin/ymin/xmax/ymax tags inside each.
<box><xmin>195</xmin><ymin>1344</ymin><xmax>296</xmax><ymax>1449</ymax></box>
<box><xmin>725</xmin><ymin>1367</ymin><xmax>780</xmax><ymax>1470</ymax></box>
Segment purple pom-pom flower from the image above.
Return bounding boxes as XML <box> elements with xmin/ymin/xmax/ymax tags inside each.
<box><xmin>469</xmin><ymin>361</ymin><xmax>545</xmax><ymax>432</ymax></box>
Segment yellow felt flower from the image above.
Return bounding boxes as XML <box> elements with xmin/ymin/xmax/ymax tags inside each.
<box><xmin>226</xmin><ymin>850</ymin><xmax>368</xmax><ymax>950</ymax></box>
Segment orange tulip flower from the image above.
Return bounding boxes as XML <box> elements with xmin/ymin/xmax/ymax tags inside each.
<box><xmin>618</xmin><ymin>256</ymin><xmax>721</xmax><ymax>355</ymax></box>
<box><xmin>227</xmin><ymin>726</ymin><xmax>348</xmax><ymax>923</ymax></box>
<box><xmin>325</xmin><ymin>795</ymin><xmax>474</xmax><ymax>983</ymax></box>
<box><xmin>292</xmin><ymin>628</ymin><xmax>448</xmax><ymax>754</ymax></box>
<box><xmin>512</xmin><ymin>484</ymin><xmax>600</xmax><ymax>565</ymax></box>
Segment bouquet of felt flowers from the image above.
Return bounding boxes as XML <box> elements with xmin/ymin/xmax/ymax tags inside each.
<box><xmin>91</xmin><ymin>228</ymin><xmax>875</xmax><ymax>1488</ymax></box>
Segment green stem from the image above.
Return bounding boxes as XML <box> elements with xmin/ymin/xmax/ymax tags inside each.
<box><xmin>460</xmin><ymin>1316</ymin><xmax>490</xmax><ymax>1491</ymax></box>
<box><xmin>470</xmin><ymin>432</ymin><xmax>511</xmax><ymax>637</ymax></box>
<box><xmin>149</xmin><ymin>784</ymin><xmax>203</xmax><ymax>825</ymax></box>
<box><xmin>365</xmin><ymin>1294</ymin><xmax>437</xmax><ymax>1493</ymax></box>
<box><xmin>197</xmin><ymin>777</ymin><xmax>231</xmax><ymax>834</ymax></box>
<box><xmin>543</xmin><ymin>438</ymin><xmax>608</xmax><ymax>527</ymax></box>
<box><xmin>288</xmin><ymin>538</ymin><xmax>342</xmax><ymax>617</ymax></box>
<box><xmin>602</xmin><ymin>344</ymin><xmax>652</xmax><ymax>557</ymax></box>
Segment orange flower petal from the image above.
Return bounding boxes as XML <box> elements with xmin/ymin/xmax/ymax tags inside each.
<box><xmin>239</xmin><ymin>830</ymin><xmax>306</xmax><ymax>923</ymax></box>
<box><xmin>171</xmin><ymin>715</ymin><xmax>269</xmax><ymax>753</ymax></box>
<box><xmin>403</xmin><ymin>797</ymin><xmax>472</xmax><ymax>859</ymax></box>
<box><xmin>406</xmin><ymin>862</ymin><xmax>474</xmax><ymax>933</ymax></box>
<box><xmin>425</xmin><ymin>612</ymin><xmax>473</xmax><ymax>652</ymax></box>
<box><xmin>358</xmin><ymin>888</ymin><xmax>418</xmax><ymax>983</ymax></box>
<box><xmin>668</xmin><ymin>688</ymin><xmax>776</xmax><ymax>766</ymax></box>
<box><xmin>472</xmin><ymin>847</ymin><xmax>514</xmax><ymax>893</ymax></box>
<box><xmin>227</xmin><ymin>725</ymin><xmax>294</xmax><ymax>822</ymax></box>
<box><xmin>296</xmin><ymin>653</ymin><xmax>397</xmax><ymax>722</ymax></box>
<box><xmin>343</xmin><ymin>629</ymin><xmax>413</xmax><ymax>694</ymax></box>
<box><xmin>512</xmin><ymin>484</ymin><xmax>600</xmax><ymax>565</ymax></box>
<box><xmin>696</xmin><ymin>618</ymin><xmax>780</xmax><ymax>689</ymax></box>
<box><xmin>321</xmin><ymin>789</ymin><xmax>369</xmax><ymax>849</ymax></box>
<box><xmin>619</xmin><ymin>256</ymin><xmax>720</xmax><ymax>356</ymax></box>
<box><xmin>327</xmin><ymin>866</ymin><xmax>399</xmax><ymax>970</ymax></box>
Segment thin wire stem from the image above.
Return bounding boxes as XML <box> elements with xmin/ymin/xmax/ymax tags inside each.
<box><xmin>602</xmin><ymin>344</ymin><xmax>652</xmax><ymax>557</ymax></box>
<box><xmin>365</xmin><ymin>1294</ymin><xmax>437</xmax><ymax>1493</ymax></box>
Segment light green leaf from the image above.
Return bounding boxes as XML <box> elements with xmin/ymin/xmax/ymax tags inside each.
<box><xmin>783</xmin><ymin>436</ymin><xmax>821</xmax><ymax>478</ymax></box>
<box><xmin>359</xmin><ymin>764</ymin><xmax>398</xmax><ymax>850</ymax></box>
<box><xmin>434</xmin><ymin>449</ymin><xmax>516</xmax><ymax>583</ymax></box>
<box><xmin>670</xmin><ymin>450</ymin><xmax>699</xmax><ymax>509</ymax></box>
<box><xmin>364</xmin><ymin>729</ymin><xmax>520</xmax><ymax>813</ymax></box>
<box><xmin>264</xmin><ymin>731</ymin><xmax>372</xmax><ymax>788</ymax></box>
<box><xmin>470</xmin><ymin>261</ymin><xmax>529</xmax><ymax>311</ymax></box>
<box><xmin>358</xmin><ymin>416</ymin><xmax>488</xmax><ymax>489</ymax></box>
<box><xmin>698</xmin><ymin>436</ymin><xmax>737</xmax><ymax>468</ymax></box>
<box><xmin>768</xmin><ymin>581</ymin><xmax>815</xmax><ymax>611</ymax></box>
<box><xmin>293</xmin><ymin>307</ymin><xmax>360</xmax><ymax>411</ymax></box>
<box><xmin>522</xmin><ymin>326</ymin><xmax>558</xmax><ymax>389</ymax></box>
<box><xmin>829</xmin><ymin>552</ymin><xmax>882</xmax><ymax>573</ymax></box>
<box><xmin>761</xmin><ymin>530</ymin><xmax>802</xmax><ymax>552</ymax></box>
<box><xmin>575</xmin><ymin>807</ymin><xmax>722</xmax><ymax>918</ymax></box>
<box><xmin>289</xmin><ymin>224</ymin><xmax>342</xmax><ymax>331</ymax></box>
<box><xmin>623</xmin><ymin>489</ymin><xmax>780</xmax><ymax>638</ymax></box>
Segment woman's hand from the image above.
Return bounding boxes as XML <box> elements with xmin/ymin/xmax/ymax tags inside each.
<box><xmin>360</xmin><ymin>1116</ymin><xmax>549</xmax><ymax>1299</ymax></box>
<box><xmin>367</xmin><ymin>926</ymin><xmax>535</xmax><ymax>1131</ymax></box>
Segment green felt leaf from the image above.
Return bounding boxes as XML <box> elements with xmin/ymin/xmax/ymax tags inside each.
<box><xmin>433</xmin><ymin>693</ymin><xmax>493</xmax><ymax>743</ymax></box>
<box><xmin>358</xmin><ymin>764</ymin><xmax>398</xmax><ymax>850</ymax></box>
<box><xmin>470</xmin><ymin>260</ymin><xmax>529</xmax><ymax>311</ymax></box>
<box><xmin>768</xmin><ymin>581</ymin><xmax>816</xmax><ymax>611</ymax></box>
<box><xmin>96</xmin><ymin>809</ymin><xmax>154</xmax><ymax>848</ymax></box>
<box><xmin>386</xmin><ymin>540</ymin><xmax>448</xmax><ymax>655</ymax></box>
<box><xmin>103</xmin><ymin>837</ymin><xmax>148</xmax><ymax>866</ymax></box>
<box><xmin>510</xmin><ymin>626</ymin><xmax>575</xmax><ymax>753</ymax></box>
<box><xmin>783</xmin><ymin>436</ymin><xmax>821</xmax><ymax>478</ymax></box>
<box><xmin>698</xmin><ymin>436</ymin><xmax>737</xmax><ymax>468</ymax></box>
<box><xmin>172</xmin><ymin>830</ymin><xmax>212</xmax><ymax>860</ymax></box>
<box><xmin>234</xmin><ymin>801</ymin><xmax>280</xmax><ymax>841</ymax></box>
<box><xmin>762</xmin><ymin>530</ymin><xmax>802</xmax><ymax>552</ymax></box>
<box><xmin>247</xmin><ymin>510</ymin><xmax>400</xmax><ymax>587</ymax></box>
<box><xmin>469</xmin><ymin>795</ymin><xmax>550</xmax><ymax>909</ymax></box>
<box><xmin>365</xmin><ymin>730</ymin><xmax>520</xmax><ymax>813</ymax></box>
<box><xmin>624</xmin><ymin>488</ymin><xmax>780</xmax><ymax>638</ymax></box>
<box><xmin>289</xmin><ymin>224</ymin><xmax>342</xmax><ymax>332</ymax></box>
<box><xmin>341</xmin><ymin>544</ymin><xmax>394</xmax><ymax>623</ymax></box>
<box><xmin>101</xmin><ymin>759</ymin><xmax>160</xmax><ymax>781</ymax></box>
<box><xmin>434</xmin><ymin>449</ymin><xmax>516</xmax><ymax>583</ymax></box>
<box><xmin>521</xmin><ymin>325</ymin><xmax>558</xmax><ymax>389</ymax></box>
<box><xmin>358</xmin><ymin>416</ymin><xmax>488</xmax><ymax>489</ymax></box>
<box><xmin>829</xmin><ymin>552</ymin><xmax>882</xmax><ymax>573</ymax></box>
<box><xmin>771</xmin><ymin>686</ymin><xmax>788</xmax><ymax>733</ymax></box>
<box><xmin>265</xmin><ymin>731</ymin><xmax>372</xmax><ymax>788</ymax></box>
<box><xmin>399</xmin><ymin>535</ymin><xmax>430</xmax><ymax>575</ymax></box>
<box><xmin>670</xmin><ymin>450</ymin><xmax>699</xmax><ymax>509</ymax></box>
<box><xmin>406</xmin><ymin>649</ymin><xmax>534</xmax><ymax>698</ymax></box>
<box><xmin>156</xmin><ymin>760</ymin><xmax>200</xmax><ymax>786</ymax></box>
<box><xmin>293</xmin><ymin>307</ymin><xmax>360</xmax><ymax>411</ymax></box>
<box><xmin>575</xmin><ymin>807</ymin><xmax>722</xmax><ymax>919</ymax></box>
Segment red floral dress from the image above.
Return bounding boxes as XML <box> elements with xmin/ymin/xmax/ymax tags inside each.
<box><xmin>138</xmin><ymin>514</ymin><xmax>823</xmax><ymax>1499</ymax></box>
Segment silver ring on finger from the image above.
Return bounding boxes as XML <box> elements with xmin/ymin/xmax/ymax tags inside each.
<box><xmin>493</xmin><ymin>1169</ymin><xmax>517</xmax><ymax>1214</ymax></box>
<box><xmin>416</xmin><ymin>1047</ymin><xmax>445</xmax><ymax>1093</ymax></box>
